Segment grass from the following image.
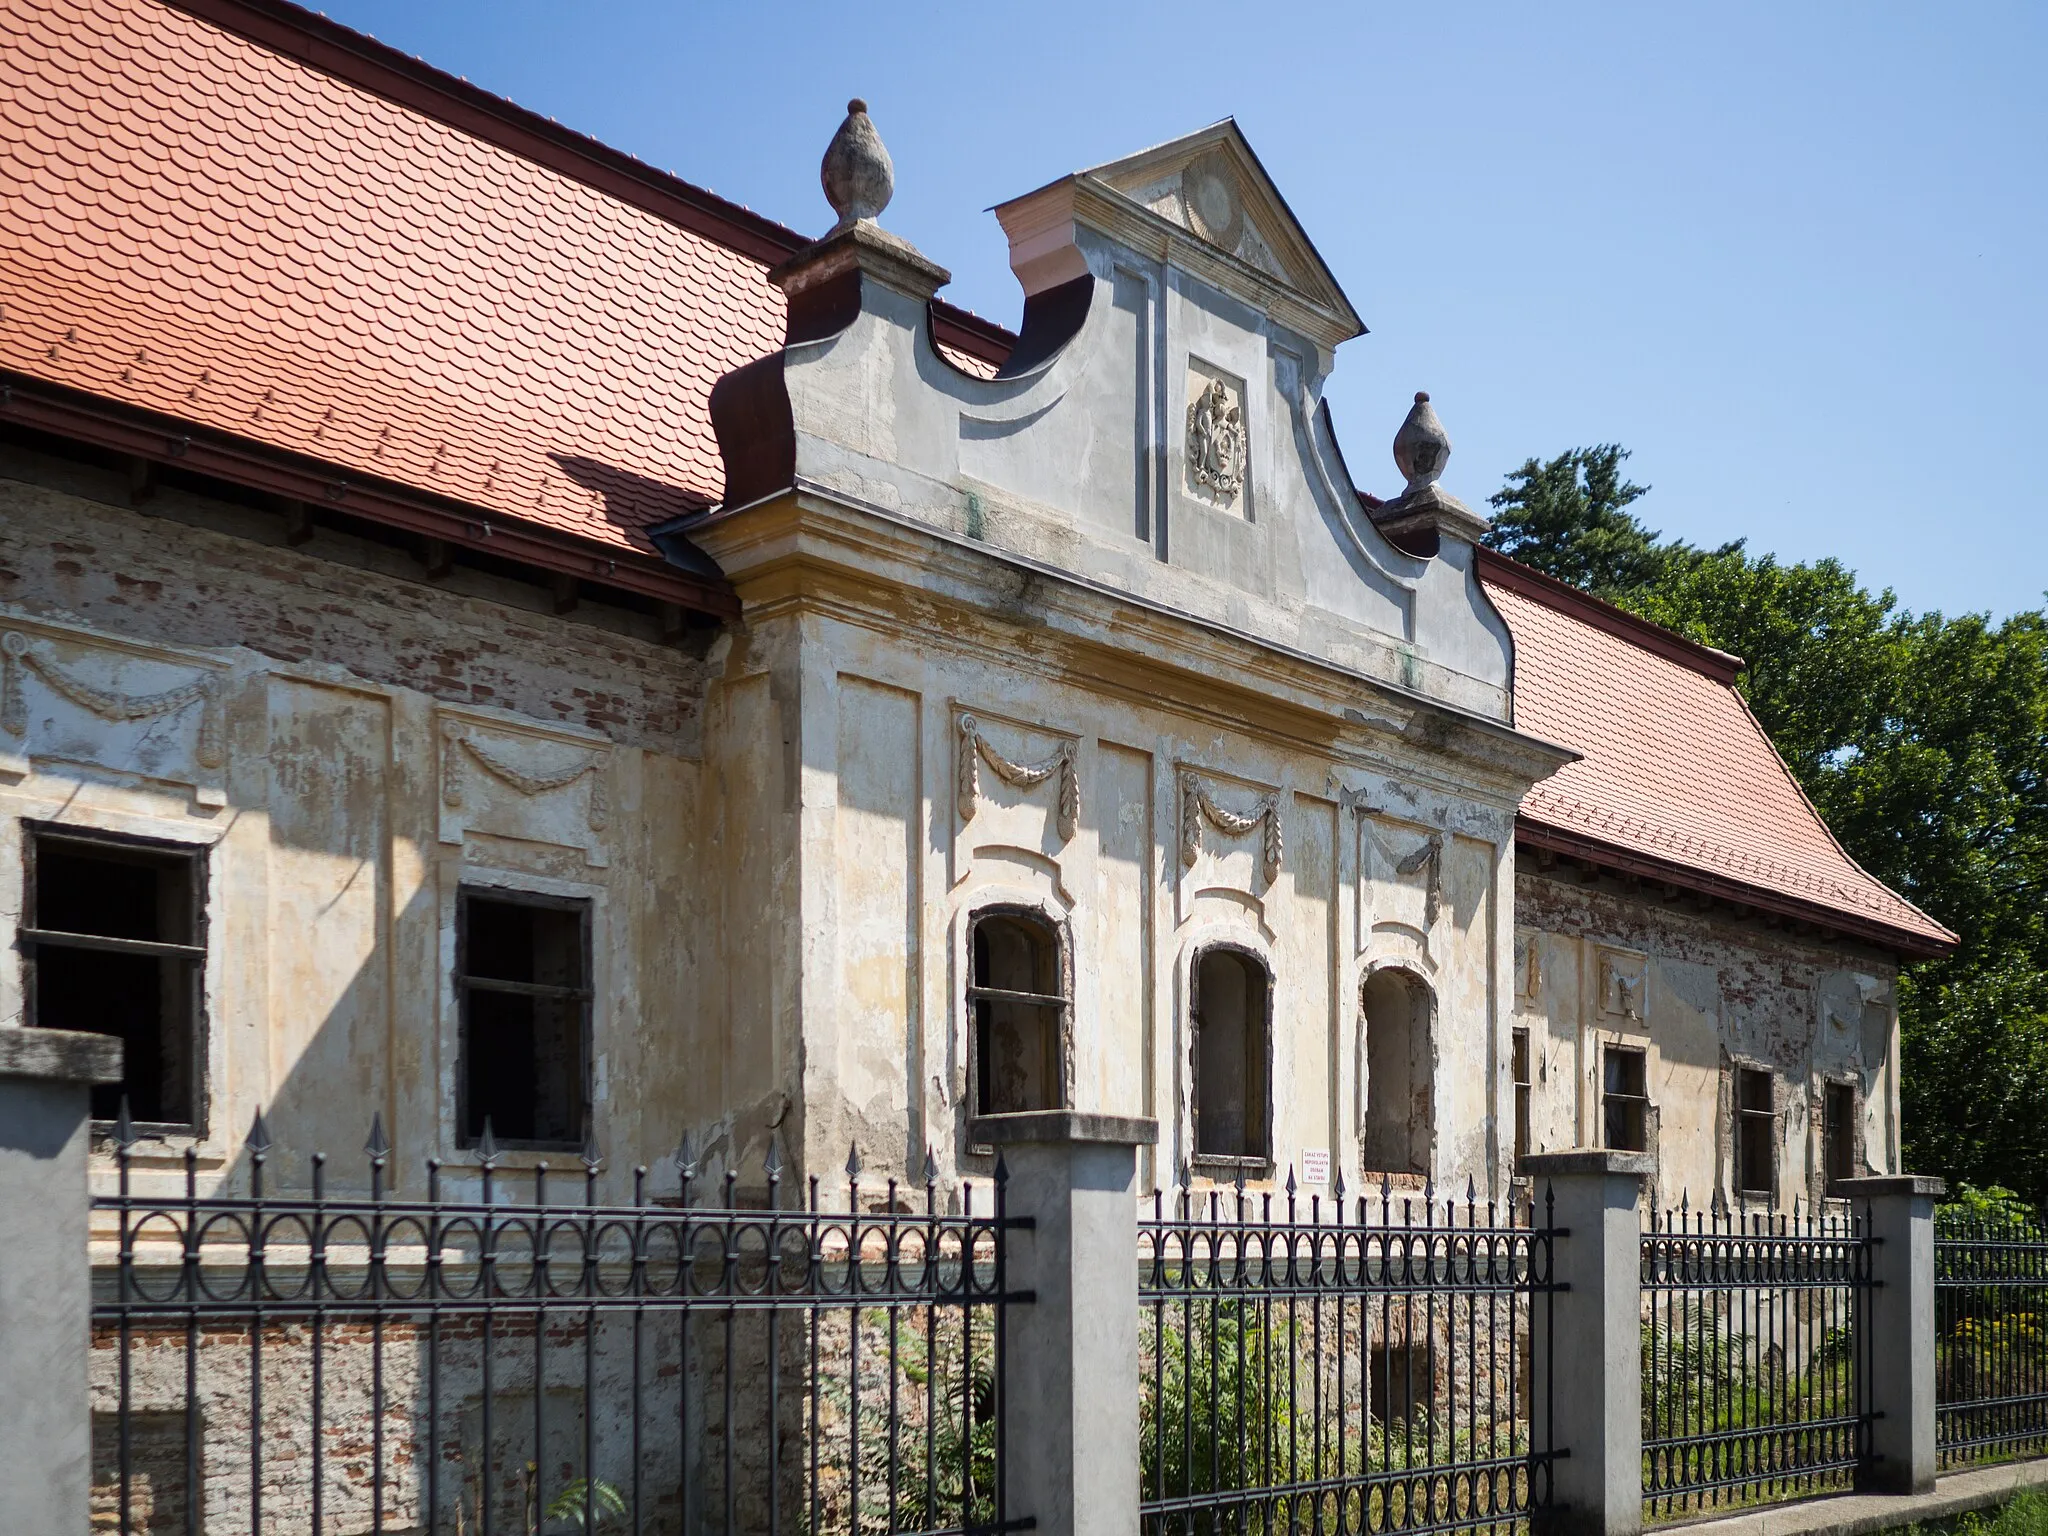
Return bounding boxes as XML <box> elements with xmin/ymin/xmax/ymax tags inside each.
<box><xmin>1885</xmin><ymin>1488</ymin><xmax>2048</xmax><ymax>1536</ymax></box>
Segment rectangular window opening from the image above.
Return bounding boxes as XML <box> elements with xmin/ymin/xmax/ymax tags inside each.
<box><xmin>970</xmin><ymin>910</ymin><xmax>1065</xmax><ymax>1118</ymax></box>
<box><xmin>1736</xmin><ymin>1067</ymin><xmax>1775</xmax><ymax>1197</ymax></box>
<box><xmin>1601</xmin><ymin>1045</ymin><xmax>1648</xmax><ymax>1154</ymax></box>
<box><xmin>25</xmin><ymin>827</ymin><xmax>205</xmax><ymax>1129</ymax></box>
<box><xmin>1512</xmin><ymin>1027</ymin><xmax>1532</xmax><ymax>1165</ymax></box>
<box><xmin>1824</xmin><ymin>1081</ymin><xmax>1857</xmax><ymax>1193</ymax></box>
<box><xmin>458</xmin><ymin>890</ymin><xmax>591</xmax><ymax>1149</ymax></box>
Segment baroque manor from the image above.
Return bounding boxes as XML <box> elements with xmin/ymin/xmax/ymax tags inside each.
<box><xmin>0</xmin><ymin>0</ymin><xmax>1954</xmax><ymax>1214</ymax></box>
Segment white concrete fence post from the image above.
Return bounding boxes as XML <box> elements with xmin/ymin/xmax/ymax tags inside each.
<box><xmin>1840</xmin><ymin>1174</ymin><xmax>1947</xmax><ymax>1494</ymax></box>
<box><xmin>0</xmin><ymin>1027</ymin><xmax>123</xmax><ymax>1535</ymax></box>
<box><xmin>1523</xmin><ymin>1149</ymin><xmax>1655</xmax><ymax>1536</ymax></box>
<box><xmin>972</xmin><ymin>1109</ymin><xmax>1157</xmax><ymax>1536</ymax></box>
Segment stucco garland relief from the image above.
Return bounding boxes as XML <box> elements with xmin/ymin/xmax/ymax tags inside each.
<box><xmin>1177</xmin><ymin>768</ymin><xmax>1283</xmax><ymax>911</ymax></box>
<box><xmin>0</xmin><ymin>622</ymin><xmax>230</xmax><ymax>805</ymax></box>
<box><xmin>1346</xmin><ymin>802</ymin><xmax>1447</xmax><ymax>968</ymax></box>
<box><xmin>437</xmin><ymin>708</ymin><xmax>613</xmax><ymax>867</ymax></box>
<box><xmin>956</xmin><ymin>713</ymin><xmax>1078</xmax><ymax>843</ymax></box>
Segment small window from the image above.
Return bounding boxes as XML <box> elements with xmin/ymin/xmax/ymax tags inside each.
<box><xmin>1736</xmin><ymin>1068</ymin><xmax>1775</xmax><ymax>1197</ymax></box>
<box><xmin>1512</xmin><ymin>1027</ymin><xmax>1532</xmax><ymax>1165</ymax></box>
<box><xmin>1602</xmin><ymin>1045</ymin><xmax>1648</xmax><ymax>1153</ymax></box>
<box><xmin>24</xmin><ymin>828</ymin><xmax>205</xmax><ymax>1128</ymax></box>
<box><xmin>1824</xmin><ymin>1081</ymin><xmax>1857</xmax><ymax>1193</ymax></box>
<box><xmin>1193</xmin><ymin>948</ymin><xmax>1270</xmax><ymax>1165</ymax></box>
<box><xmin>970</xmin><ymin>911</ymin><xmax>1064</xmax><ymax>1116</ymax></box>
<box><xmin>458</xmin><ymin>891</ymin><xmax>591</xmax><ymax>1148</ymax></box>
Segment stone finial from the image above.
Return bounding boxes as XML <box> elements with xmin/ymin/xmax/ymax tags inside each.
<box><xmin>1392</xmin><ymin>390</ymin><xmax>1451</xmax><ymax>492</ymax></box>
<box><xmin>820</xmin><ymin>98</ymin><xmax>894</xmax><ymax>233</ymax></box>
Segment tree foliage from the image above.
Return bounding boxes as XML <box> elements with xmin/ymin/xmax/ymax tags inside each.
<box><xmin>1486</xmin><ymin>448</ymin><xmax>2048</xmax><ymax>1210</ymax></box>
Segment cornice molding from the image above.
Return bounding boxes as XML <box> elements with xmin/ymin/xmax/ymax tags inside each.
<box><xmin>689</xmin><ymin>487</ymin><xmax>1570</xmax><ymax>805</ymax></box>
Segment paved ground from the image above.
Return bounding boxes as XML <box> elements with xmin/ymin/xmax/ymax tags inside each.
<box><xmin>1668</xmin><ymin>1460</ymin><xmax>2048</xmax><ymax>1536</ymax></box>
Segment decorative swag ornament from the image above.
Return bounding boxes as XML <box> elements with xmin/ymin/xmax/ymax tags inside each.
<box><xmin>1</xmin><ymin>629</ymin><xmax>224</xmax><ymax>768</ymax></box>
<box><xmin>955</xmin><ymin>713</ymin><xmax>1079</xmax><ymax>843</ymax></box>
<box><xmin>440</xmin><ymin>717</ymin><xmax>609</xmax><ymax>833</ymax></box>
<box><xmin>1179</xmin><ymin>770</ymin><xmax>1282</xmax><ymax>885</ymax></box>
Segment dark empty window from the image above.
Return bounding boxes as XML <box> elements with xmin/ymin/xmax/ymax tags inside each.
<box><xmin>1602</xmin><ymin>1045</ymin><xmax>1648</xmax><ymax>1153</ymax></box>
<box><xmin>970</xmin><ymin>911</ymin><xmax>1064</xmax><ymax>1117</ymax></box>
<box><xmin>1193</xmin><ymin>948</ymin><xmax>1270</xmax><ymax>1165</ymax></box>
<box><xmin>24</xmin><ymin>828</ymin><xmax>205</xmax><ymax>1128</ymax></box>
<box><xmin>1736</xmin><ymin>1068</ymin><xmax>1775</xmax><ymax>1197</ymax></box>
<box><xmin>1824</xmin><ymin>1082</ymin><xmax>1857</xmax><ymax>1193</ymax></box>
<box><xmin>1512</xmin><ymin>1027</ymin><xmax>1532</xmax><ymax>1165</ymax></box>
<box><xmin>459</xmin><ymin>891</ymin><xmax>590</xmax><ymax>1148</ymax></box>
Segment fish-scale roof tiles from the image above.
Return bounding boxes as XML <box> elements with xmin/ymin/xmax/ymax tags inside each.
<box><xmin>0</xmin><ymin>0</ymin><xmax>787</xmax><ymax>551</ymax></box>
<box><xmin>1482</xmin><ymin>563</ymin><xmax>1955</xmax><ymax>952</ymax></box>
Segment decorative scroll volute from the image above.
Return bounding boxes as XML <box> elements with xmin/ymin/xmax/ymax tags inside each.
<box><xmin>956</xmin><ymin>713</ymin><xmax>1078</xmax><ymax>844</ymax></box>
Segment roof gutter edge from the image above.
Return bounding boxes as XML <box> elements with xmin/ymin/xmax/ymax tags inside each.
<box><xmin>1514</xmin><ymin>815</ymin><xmax>1959</xmax><ymax>959</ymax></box>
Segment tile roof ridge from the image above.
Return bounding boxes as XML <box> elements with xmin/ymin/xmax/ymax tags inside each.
<box><xmin>157</xmin><ymin>0</ymin><xmax>1019</xmax><ymax>354</ymax></box>
<box><xmin>1475</xmin><ymin>545</ymin><xmax>1745</xmax><ymax>685</ymax></box>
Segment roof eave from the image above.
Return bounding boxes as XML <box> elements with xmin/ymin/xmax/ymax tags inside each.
<box><xmin>0</xmin><ymin>371</ymin><xmax>740</xmax><ymax>619</ymax></box>
<box><xmin>1515</xmin><ymin>816</ymin><xmax>1959</xmax><ymax>960</ymax></box>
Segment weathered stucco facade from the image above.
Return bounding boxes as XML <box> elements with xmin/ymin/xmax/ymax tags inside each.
<box><xmin>1513</xmin><ymin>866</ymin><xmax>1903</xmax><ymax>1213</ymax></box>
<box><xmin>0</xmin><ymin>440</ymin><xmax>712</xmax><ymax>1204</ymax></box>
<box><xmin>0</xmin><ymin>1</ymin><xmax>1954</xmax><ymax>1227</ymax></box>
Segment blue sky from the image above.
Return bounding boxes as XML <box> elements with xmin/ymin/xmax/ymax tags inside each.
<box><xmin>318</xmin><ymin>1</ymin><xmax>2046</xmax><ymax>621</ymax></box>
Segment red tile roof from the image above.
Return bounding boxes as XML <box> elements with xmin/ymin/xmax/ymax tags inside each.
<box><xmin>1479</xmin><ymin>551</ymin><xmax>1955</xmax><ymax>955</ymax></box>
<box><xmin>0</xmin><ymin>0</ymin><xmax>1951</xmax><ymax>952</ymax></box>
<box><xmin>0</xmin><ymin>0</ymin><xmax>1016</xmax><ymax>559</ymax></box>
<box><xmin>0</xmin><ymin>0</ymin><xmax>793</xmax><ymax>554</ymax></box>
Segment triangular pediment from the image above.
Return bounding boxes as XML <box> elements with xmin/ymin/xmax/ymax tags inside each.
<box><xmin>1082</xmin><ymin>121</ymin><xmax>1362</xmax><ymax>341</ymax></box>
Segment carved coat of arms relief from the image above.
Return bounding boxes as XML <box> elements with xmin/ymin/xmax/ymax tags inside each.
<box><xmin>1185</xmin><ymin>372</ymin><xmax>1247</xmax><ymax>509</ymax></box>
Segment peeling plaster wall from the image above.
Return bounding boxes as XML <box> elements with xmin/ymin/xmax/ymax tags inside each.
<box><xmin>0</xmin><ymin>444</ymin><xmax>709</xmax><ymax>1206</ymax></box>
<box><xmin>1513</xmin><ymin>868</ymin><xmax>1901</xmax><ymax>1213</ymax></box>
<box><xmin>698</xmin><ymin>584</ymin><xmax>1533</xmax><ymax>1204</ymax></box>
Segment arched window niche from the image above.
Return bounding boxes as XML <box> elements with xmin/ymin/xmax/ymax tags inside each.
<box><xmin>968</xmin><ymin>908</ymin><xmax>1068</xmax><ymax>1117</ymax></box>
<box><xmin>1191</xmin><ymin>945</ymin><xmax>1273</xmax><ymax>1172</ymax></box>
<box><xmin>1360</xmin><ymin>966</ymin><xmax>1434</xmax><ymax>1177</ymax></box>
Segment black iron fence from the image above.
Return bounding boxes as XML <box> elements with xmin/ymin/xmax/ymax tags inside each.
<box><xmin>92</xmin><ymin>1110</ymin><xmax>1029</xmax><ymax>1536</ymax></box>
<box><xmin>1936</xmin><ymin>1207</ymin><xmax>2048</xmax><ymax>1468</ymax></box>
<box><xmin>1137</xmin><ymin>1174</ymin><xmax>1561</xmax><ymax>1536</ymax></box>
<box><xmin>1639</xmin><ymin>1201</ymin><xmax>1873</xmax><ymax>1522</ymax></box>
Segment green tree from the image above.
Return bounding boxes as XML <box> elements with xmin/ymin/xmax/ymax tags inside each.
<box><xmin>1485</xmin><ymin>450</ymin><xmax>2048</xmax><ymax>1210</ymax></box>
<box><xmin>1484</xmin><ymin>445</ymin><xmax>1675</xmax><ymax>599</ymax></box>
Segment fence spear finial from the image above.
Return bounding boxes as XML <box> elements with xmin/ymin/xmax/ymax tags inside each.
<box><xmin>246</xmin><ymin>1106</ymin><xmax>272</xmax><ymax>1156</ymax></box>
<box><xmin>1286</xmin><ymin>1164</ymin><xmax>1298</xmax><ymax>1198</ymax></box>
<box><xmin>1333</xmin><ymin>1166</ymin><xmax>1346</xmax><ymax>1204</ymax></box>
<box><xmin>673</xmin><ymin>1130</ymin><xmax>697</xmax><ymax>1178</ymax></box>
<box><xmin>581</xmin><ymin>1130</ymin><xmax>602</xmax><ymax>1175</ymax></box>
<box><xmin>477</xmin><ymin>1117</ymin><xmax>501</xmax><ymax>1169</ymax></box>
<box><xmin>113</xmin><ymin>1095</ymin><xmax>135</xmax><ymax>1152</ymax></box>
<box><xmin>922</xmin><ymin>1144</ymin><xmax>939</xmax><ymax>1185</ymax></box>
<box><xmin>845</xmin><ymin>1141</ymin><xmax>862</xmax><ymax>1182</ymax></box>
<box><xmin>364</xmin><ymin>1111</ymin><xmax>390</xmax><ymax>1161</ymax></box>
